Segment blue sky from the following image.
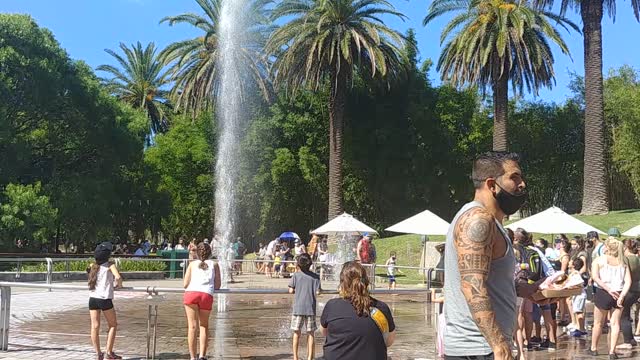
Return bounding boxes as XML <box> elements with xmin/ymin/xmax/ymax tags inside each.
<box><xmin>2</xmin><ymin>0</ymin><xmax>639</xmax><ymax>103</ymax></box>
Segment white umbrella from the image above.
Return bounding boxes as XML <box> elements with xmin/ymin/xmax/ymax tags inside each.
<box><xmin>385</xmin><ymin>210</ymin><xmax>450</xmax><ymax>236</ymax></box>
<box><xmin>312</xmin><ymin>212</ymin><xmax>378</xmax><ymax>235</ymax></box>
<box><xmin>506</xmin><ymin>206</ymin><xmax>606</xmax><ymax>235</ymax></box>
<box><xmin>623</xmin><ymin>225</ymin><xmax>640</xmax><ymax>237</ymax></box>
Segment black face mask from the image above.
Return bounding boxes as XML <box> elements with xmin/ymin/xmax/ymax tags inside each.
<box><xmin>494</xmin><ymin>183</ymin><xmax>527</xmax><ymax>216</ymax></box>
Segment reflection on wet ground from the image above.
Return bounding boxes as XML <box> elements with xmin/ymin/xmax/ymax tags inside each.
<box><xmin>8</xmin><ymin>287</ymin><xmax>640</xmax><ymax>359</ymax></box>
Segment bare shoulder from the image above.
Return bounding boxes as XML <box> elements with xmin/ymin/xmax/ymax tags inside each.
<box><xmin>454</xmin><ymin>207</ymin><xmax>495</xmax><ymax>247</ymax></box>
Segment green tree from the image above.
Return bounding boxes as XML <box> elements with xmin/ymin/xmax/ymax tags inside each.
<box><xmin>0</xmin><ymin>182</ymin><xmax>58</xmax><ymax>250</ymax></box>
<box><xmin>145</xmin><ymin>113</ymin><xmax>215</xmax><ymax>240</ymax></box>
<box><xmin>97</xmin><ymin>42</ymin><xmax>171</xmax><ymax>135</ymax></box>
<box><xmin>424</xmin><ymin>0</ymin><xmax>577</xmax><ymax>151</ymax></box>
<box><xmin>267</xmin><ymin>0</ymin><xmax>408</xmax><ymax>220</ymax></box>
<box><xmin>0</xmin><ymin>14</ymin><xmax>150</xmax><ymax>250</ymax></box>
<box><xmin>605</xmin><ymin>66</ymin><xmax>640</xmax><ymax>203</ymax></box>
<box><xmin>160</xmin><ymin>0</ymin><xmax>272</xmax><ymax>116</ymax></box>
<box><xmin>535</xmin><ymin>0</ymin><xmax>639</xmax><ymax>214</ymax></box>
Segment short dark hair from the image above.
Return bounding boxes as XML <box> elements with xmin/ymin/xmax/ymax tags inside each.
<box><xmin>471</xmin><ymin>151</ymin><xmax>521</xmax><ymax>188</ymax></box>
<box><xmin>586</xmin><ymin>231</ymin><xmax>599</xmax><ymax>240</ymax></box>
<box><xmin>297</xmin><ymin>253</ymin><xmax>312</xmax><ymax>271</ymax></box>
<box><xmin>572</xmin><ymin>257</ymin><xmax>584</xmax><ymax>271</ymax></box>
<box><xmin>538</xmin><ymin>238</ymin><xmax>548</xmax><ymax>248</ymax></box>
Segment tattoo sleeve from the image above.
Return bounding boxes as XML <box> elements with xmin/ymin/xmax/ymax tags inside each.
<box><xmin>454</xmin><ymin>208</ymin><xmax>510</xmax><ymax>351</ymax></box>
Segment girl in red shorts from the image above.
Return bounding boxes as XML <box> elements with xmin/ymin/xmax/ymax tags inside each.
<box><xmin>183</xmin><ymin>242</ymin><xmax>221</xmax><ymax>360</ymax></box>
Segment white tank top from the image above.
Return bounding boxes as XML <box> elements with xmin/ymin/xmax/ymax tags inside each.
<box><xmin>186</xmin><ymin>260</ymin><xmax>216</xmax><ymax>295</ymax></box>
<box><xmin>89</xmin><ymin>263</ymin><xmax>114</xmax><ymax>300</ymax></box>
<box><xmin>599</xmin><ymin>260</ymin><xmax>626</xmax><ymax>292</ymax></box>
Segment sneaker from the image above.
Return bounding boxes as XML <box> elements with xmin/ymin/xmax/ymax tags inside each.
<box><xmin>530</xmin><ymin>336</ymin><xmax>542</xmax><ymax>344</ymax></box>
<box><xmin>540</xmin><ymin>340</ymin><xmax>556</xmax><ymax>351</ymax></box>
<box><xmin>97</xmin><ymin>353</ymin><xmax>104</xmax><ymax>360</ymax></box>
<box><xmin>199</xmin><ymin>357</ymin><xmax>208</xmax><ymax>360</ymax></box>
<box><xmin>105</xmin><ymin>353</ymin><xmax>122</xmax><ymax>360</ymax></box>
<box><xmin>571</xmin><ymin>330</ymin><xmax>584</xmax><ymax>338</ymax></box>
<box><xmin>609</xmin><ymin>354</ymin><xmax>619</xmax><ymax>360</ymax></box>
<box><xmin>587</xmin><ymin>349</ymin><xmax>598</xmax><ymax>356</ymax></box>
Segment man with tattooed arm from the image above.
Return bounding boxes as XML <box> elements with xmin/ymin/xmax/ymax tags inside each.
<box><xmin>443</xmin><ymin>152</ymin><xmax>541</xmax><ymax>360</ymax></box>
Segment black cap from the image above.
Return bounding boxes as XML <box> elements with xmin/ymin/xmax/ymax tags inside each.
<box><xmin>587</xmin><ymin>231</ymin><xmax>599</xmax><ymax>240</ymax></box>
<box><xmin>95</xmin><ymin>242</ymin><xmax>113</xmax><ymax>262</ymax></box>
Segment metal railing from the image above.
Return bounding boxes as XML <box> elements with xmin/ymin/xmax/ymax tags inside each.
<box><xmin>0</xmin><ymin>256</ymin><xmax>439</xmax><ymax>291</ymax></box>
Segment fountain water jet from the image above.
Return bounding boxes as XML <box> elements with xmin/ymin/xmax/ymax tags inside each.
<box><xmin>214</xmin><ymin>0</ymin><xmax>251</xmax><ymax>288</ymax></box>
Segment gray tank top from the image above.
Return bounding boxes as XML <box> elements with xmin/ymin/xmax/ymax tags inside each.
<box><xmin>443</xmin><ymin>201</ymin><xmax>516</xmax><ymax>356</ymax></box>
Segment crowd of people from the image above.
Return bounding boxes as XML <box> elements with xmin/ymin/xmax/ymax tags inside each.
<box><xmin>441</xmin><ymin>151</ymin><xmax>640</xmax><ymax>360</ymax></box>
<box><xmin>83</xmin><ymin>150</ymin><xmax>640</xmax><ymax>360</ymax></box>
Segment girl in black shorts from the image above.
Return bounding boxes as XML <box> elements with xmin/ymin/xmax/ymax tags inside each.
<box><xmin>88</xmin><ymin>242</ymin><xmax>123</xmax><ymax>360</ymax></box>
<box><xmin>589</xmin><ymin>237</ymin><xmax>631</xmax><ymax>358</ymax></box>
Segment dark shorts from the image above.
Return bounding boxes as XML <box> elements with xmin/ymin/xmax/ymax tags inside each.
<box><xmin>388</xmin><ymin>275</ymin><xmax>396</xmax><ymax>283</ymax></box>
<box><xmin>595</xmin><ymin>288</ymin><xmax>619</xmax><ymax>310</ymax></box>
<box><xmin>445</xmin><ymin>354</ymin><xmax>493</xmax><ymax>360</ymax></box>
<box><xmin>89</xmin><ymin>297</ymin><xmax>114</xmax><ymax>311</ymax></box>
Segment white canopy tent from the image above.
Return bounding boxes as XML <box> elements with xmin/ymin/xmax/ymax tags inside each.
<box><xmin>386</xmin><ymin>210</ymin><xmax>450</xmax><ymax>282</ymax></box>
<box><xmin>623</xmin><ymin>225</ymin><xmax>640</xmax><ymax>237</ymax></box>
<box><xmin>385</xmin><ymin>210</ymin><xmax>450</xmax><ymax>236</ymax></box>
<box><xmin>506</xmin><ymin>206</ymin><xmax>606</xmax><ymax>235</ymax></box>
<box><xmin>312</xmin><ymin>212</ymin><xmax>378</xmax><ymax>235</ymax></box>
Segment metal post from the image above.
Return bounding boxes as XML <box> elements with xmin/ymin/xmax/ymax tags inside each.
<box><xmin>64</xmin><ymin>260</ymin><xmax>70</xmax><ymax>279</ymax></box>
<box><xmin>182</xmin><ymin>259</ymin><xmax>188</xmax><ymax>278</ymax></box>
<box><xmin>426</xmin><ymin>268</ymin><xmax>433</xmax><ymax>292</ymax></box>
<box><xmin>45</xmin><ymin>258</ymin><xmax>53</xmax><ymax>290</ymax></box>
<box><xmin>0</xmin><ymin>286</ymin><xmax>11</xmax><ymax>351</ymax></box>
<box><xmin>145</xmin><ymin>287</ymin><xmax>161</xmax><ymax>360</ymax></box>
<box><xmin>371</xmin><ymin>263</ymin><xmax>377</xmax><ymax>290</ymax></box>
<box><xmin>15</xmin><ymin>261</ymin><xmax>21</xmax><ymax>280</ymax></box>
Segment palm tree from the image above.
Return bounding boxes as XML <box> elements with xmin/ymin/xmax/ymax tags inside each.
<box><xmin>267</xmin><ymin>0</ymin><xmax>407</xmax><ymax>220</ymax></box>
<box><xmin>534</xmin><ymin>0</ymin><xmax>639</xmax><ymax>215</ymax></box>
<box><xmin>424</xmin><ymin>0</ymin><xmax>578</xmax><ymax>151</ymax></box>
<box><xmin>160</xmin><ymin>0</ymin><xmax>272</xmax><ymax>116</ymax></box>
<box><xmin>97</xmin><ymin>42</ymin><xmax>171</xmax><ymax>134</ymax></box>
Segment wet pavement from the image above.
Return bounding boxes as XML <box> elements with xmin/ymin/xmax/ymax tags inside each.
<box><xmin>2</xmin><ymin>278</ymin><xmax>640</xmax><ymax>359</ymax></box>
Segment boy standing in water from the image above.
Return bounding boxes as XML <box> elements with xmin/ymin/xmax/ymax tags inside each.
<box><xmin>288</xmin><ymin>253</ymin><xmax>321</xmax><ymax>360</ymax></box>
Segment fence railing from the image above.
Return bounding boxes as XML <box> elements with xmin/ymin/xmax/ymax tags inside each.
<box><xmin>0</xmin><ymin>257</ymin><xmax>442</xmax><ymax>291</ymax></box>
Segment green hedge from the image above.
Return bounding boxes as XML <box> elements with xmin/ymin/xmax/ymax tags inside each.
<box><xmin>15</xmin><ymin>259</ymin><xmax>167</xmax><ymax>272</ymax></box>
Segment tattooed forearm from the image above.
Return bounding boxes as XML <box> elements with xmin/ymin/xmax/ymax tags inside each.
<box><xmin>458</xmin><ymin>253</ymin><xmax>491</xmax><ymax>275</ymax></box>
<box><xmin>454</xmin><ymin>208</ymin><xmax>511</xmax><ymax>353</ymax></box>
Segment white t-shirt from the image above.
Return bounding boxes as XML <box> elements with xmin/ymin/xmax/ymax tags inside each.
<box><xmin>186</xmin><ymin>260</ymin><xmax>216</xmax><ymax>296</ymax></box>
<box><xmin>89</xmin><ymin>263</ymin><xmax>114</xmax><ymax>300</ymax></box>
<box><xmin>266</xmin><ymin>240</ymin><xmax>278</xmax><ymax>256</ymax></box>
<box><xmin>175</xmin><ymin>244</ymin><xmax>185</xmax><ymax>250</ymax></box>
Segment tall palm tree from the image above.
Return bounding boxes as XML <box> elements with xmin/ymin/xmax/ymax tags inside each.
<box><xmin>160</xmin><ymin>0</ymin><xmax>272</xmax><ymax>116</ymax></box>
<box><xmin>534</xmin><ymin>0</ymin><xmax>639</xmax><ymax>215</ymax></box>
<box><xmin>97</xmin><ymin>42</ymin><xmax>171</xmax><ymax>134</ymax></box>
<box><xmin>266</xmin><ymin>0</ymin><xmax>407</xmax><ymax>220</ymax></box>
<box><xmin>424</xmin><ymin>0</ymin><xmax>578</xmax><ymax>151</ymax></box>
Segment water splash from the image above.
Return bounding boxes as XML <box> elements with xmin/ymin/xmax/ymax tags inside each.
<box><xmin>215</xmin><ymin>0</ymin><xmax>250</xmax><ymax>288</ymax></box>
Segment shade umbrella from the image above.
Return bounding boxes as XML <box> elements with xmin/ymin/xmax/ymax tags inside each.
<box><xmin>623</xmin><ymin>225</ymin><xmax>640</xmax><ymax>237</ymax></box>
<box><xmin>312</xmin><ymin>213</ymin><xmax>378</xmax><ymax>235</ymax></box>
<box><xmin>385</xmin><ymin>210</ymin><xmax>450</xmax><ymax>236</ymax></box>
<box><xmin>279</xmin><ymin>232</ymin><xmax>300</xmax><ymax>239</ymax></box>
<box><xmin>505</xmin><ymin>206</ymin><xmax>606</xmax><ymax>235</ymax></box>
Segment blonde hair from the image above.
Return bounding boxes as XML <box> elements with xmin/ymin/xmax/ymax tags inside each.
<box><xmin>605</xmin><ymin>237</ymin><xmax>627</xmax><ymax>265</ymax></box>
<box><xmin>338</xmin><ymin>261</ymin><xmax>372</xmax><ymax>317</ymax></box>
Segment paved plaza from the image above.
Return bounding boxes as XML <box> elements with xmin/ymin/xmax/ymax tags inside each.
<box><xmin>1</xmin><ymin>276</ymin><xmax>640</xmax><ymax>359</ymax></box>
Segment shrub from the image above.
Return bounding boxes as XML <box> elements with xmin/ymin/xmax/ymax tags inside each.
<box><xmin>14</xmin><ymin>258</ymin><xmax>167</xmax><ymax>272</ymax></box>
